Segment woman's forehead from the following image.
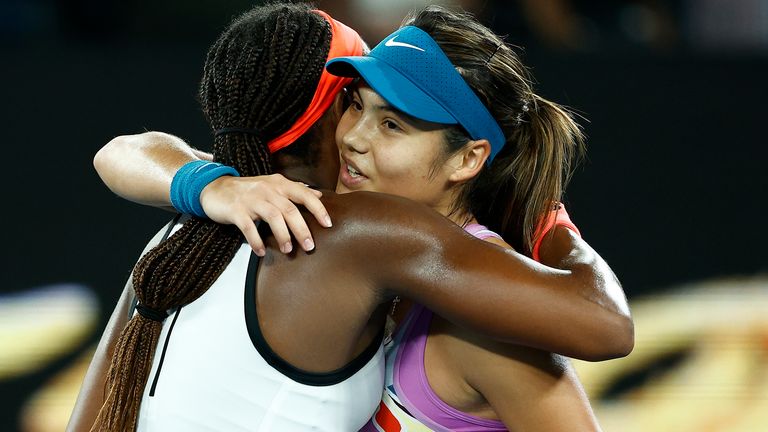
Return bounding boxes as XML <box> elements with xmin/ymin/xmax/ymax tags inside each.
<box><xmin>351</xmin><ymin>83</ymin><xmax>445</xmax><ymax>132</ymax></box>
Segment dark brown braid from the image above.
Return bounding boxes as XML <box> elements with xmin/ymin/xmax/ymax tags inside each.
<box><xmin>91</xmin><ymin>3</ymin><xmax>332</xmax><ymax>431</ymax></box>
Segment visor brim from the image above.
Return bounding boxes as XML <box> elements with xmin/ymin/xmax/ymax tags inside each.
<box><xmin>327</xmin><ymin>56</ymin><xmax>459</xmax><ymax>125</ymax></box>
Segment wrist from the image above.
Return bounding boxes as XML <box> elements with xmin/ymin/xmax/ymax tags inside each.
<box><xmin>170</xmin><ymin>160</ymin><xmax>240</xmax><ymax>218</ymax></box>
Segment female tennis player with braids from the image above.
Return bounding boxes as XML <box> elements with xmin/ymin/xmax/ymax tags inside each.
<box><xmin>73</xmin><ymin>3</ymin><xmax>631</xmax><ymax>431</ymax></box>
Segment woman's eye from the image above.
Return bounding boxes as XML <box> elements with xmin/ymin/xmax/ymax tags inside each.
<box><xmin>349</xmin><ymin>98</ymin><xmax>363</xmax><ymax>111</ymax></box>
<box><xmin>342</xmin><ymin>90</ymin><xmax>362</xmax><ymax>112</ymax></box>
<box><xmin>383</xmin><ymin>120</ymin><xmax>401</xmax><ymax>131</ymax></box>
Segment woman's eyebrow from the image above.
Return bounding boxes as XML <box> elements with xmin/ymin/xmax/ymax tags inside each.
<box><xmin>368</xmin><ymin>98</ymin><xmax>404</xmax><ymax>117</ymax></box>
<box><xmin>355</xmin><ymin>87</ymin><xmax>422</xmax><ymax>126</ymax></box>
<box><xmin>353</xmin><ymin>87</ymin><xmax>395</xmax><ymax>113</ymax></box>
<box><xmin>374</xmin><ymin>103</ymin><xmax>396</xmax><ymax>113</ymax></box>
<box><xmin>376</xmin><ymin>103</ymin><xmax>423</xmax><ymax>127</ymax></box>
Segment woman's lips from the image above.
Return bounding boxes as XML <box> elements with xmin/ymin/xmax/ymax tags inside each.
<box><xmin>338</xmin><ymin>160</ymin><xmax>368</xmax><ymax>188</ymax></box>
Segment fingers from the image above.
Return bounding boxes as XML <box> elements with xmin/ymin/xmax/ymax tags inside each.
<box><xmin>234</xmin><ymin>216</ymin><xmax>266</xmax><ymax>257</ymax></box>
<box><xmin>251</xmin><ymin>201</ymin><xmax>294</xmax><ymax>254</ymax></box>
<box><xmin>284</xmin><ymin>183</ymin><xmax>332</xmax><ymax>229</ymax></box>
<box><xmin>302</xmin><ymin>184</ymin><xmax>324</xmax><ymax>199</ymax></box>
<box><xmin>269</xmin><ymin>195</ymin><xmax>316</xmax><ymax>252</ymax></box>
<box><xmin>263</xmin><ymin>176</ymin><xmax>330</xmax><ymax>253</ymax></box>
<box><xmin>201</xmin><ymin>174</ymin><xmax>332</xmax><ymax>255</ymax></box>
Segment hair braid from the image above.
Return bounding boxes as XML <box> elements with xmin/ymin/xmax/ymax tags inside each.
<box><xmin>90</xmin><ymin>4</ymin><xmax>332</xmax><ymax>431</ymax></box>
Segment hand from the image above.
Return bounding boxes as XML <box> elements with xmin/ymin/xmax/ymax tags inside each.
<box><xmin>199</xmin><ymin>174</ymin><xmax>332</xmax><ymax>256</ymax></box>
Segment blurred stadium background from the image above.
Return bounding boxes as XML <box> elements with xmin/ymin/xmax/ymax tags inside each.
<box><xmin>1</xmin><ymin>0</ymin><xmax>767</xmax><ymax>430</ymax></box>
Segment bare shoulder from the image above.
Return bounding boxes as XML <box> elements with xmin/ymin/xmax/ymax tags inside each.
<box><xmin>313</xmin><ymin>191</ymin><xmax>468</xmax><ymax>251</ymax></box>
<box><xmin>319</xmin><ymin>191</ymin><xmax>450</xmax><ymax>229</ymax></box>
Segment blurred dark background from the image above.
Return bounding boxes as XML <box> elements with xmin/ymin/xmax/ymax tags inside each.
<box><xmin>1</xmin><ymin>0</ymin><xmax>767</xmax><ymax>430</ymax></box>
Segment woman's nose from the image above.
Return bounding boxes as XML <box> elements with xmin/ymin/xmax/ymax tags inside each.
<box><xmin>341</xmin><ymin>118</ymin><xmax>371</xmax><ymax>154</ymax></box>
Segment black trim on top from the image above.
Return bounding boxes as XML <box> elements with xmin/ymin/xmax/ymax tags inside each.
<box><xmin>127</xmin><ymin>214</ymin><xmax>184</xmax><ymax>319</ymax></box>
<box><xmin>149</xmin><ymin>307</ymin><xmax>182</xmax><ymax>396</ymax></box>
<box><xmin>162</xmin><ymin>213</ymin><xmax>184</xmax><ymax>240</ymax></box>
<box><xmin>244</xmin><ymin>251</ymin><xmax>384</xmax><ymax>387</ymax></box>
<box><xmin>389</xmin><ymin>391</ymin><xmax>413</xmax><ymax>415</ymax></box>
<box><xmin>130</xmin><ymin>213</ymin><xmax>184</xmax><ymax>397</ymax></box>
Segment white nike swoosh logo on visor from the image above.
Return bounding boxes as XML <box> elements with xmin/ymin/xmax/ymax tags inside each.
<box><xmin>384</xmin><ymin>36</ymin><xmax>425</xmax><ymax>52</ymax></box>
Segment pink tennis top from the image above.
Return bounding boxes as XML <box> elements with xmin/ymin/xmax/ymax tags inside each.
<box><xmin>361</xmin><ymin>224</ymin><xmax>506</xmax><ymax>432</ymax></box>
<box><xmin>361</xmin><ymin>207</ymin><xmax>579</xmax><ymax>432</ymax></box>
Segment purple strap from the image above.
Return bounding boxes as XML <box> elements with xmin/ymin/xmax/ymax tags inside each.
<box><xmin>390</xmin><ymin>223</ymin><xmax>507</xmax><ymax>431</ymax></box>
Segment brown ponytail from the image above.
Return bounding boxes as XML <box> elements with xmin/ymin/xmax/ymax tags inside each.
<box><xmin>90</xmin><ymin>4</ymin><xmax>333</xmax><ymax>430</ymax></box>
<box><xmin>404</xmin><ymin>5</ymin><xmax>585</xmax><ymax>255</ymax></box>
<box><xmin>478</xmin><ymin>94</ymin><xmax>585</xmax><ymax>254</ymax></box>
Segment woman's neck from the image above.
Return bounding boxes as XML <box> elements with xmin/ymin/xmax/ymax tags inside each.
<box><xmin>443</xmin><ymin>207</ymin><xmax>477</xmax><ymax>228</ymax></box>
<box><xmin>434</xmin><ymin>187</ymin><xmax>475</xmax><ymax>228</ymax></box>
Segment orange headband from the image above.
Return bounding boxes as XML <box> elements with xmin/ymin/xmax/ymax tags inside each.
<box><xmin>267</xmin><ymin>10</ymin><xmax>364</xmax><ymax>154</ymax></box>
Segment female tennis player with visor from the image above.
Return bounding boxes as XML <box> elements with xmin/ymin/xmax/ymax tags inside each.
<box><xmin>326</xmin><ymin>7</ymin><xmax>603</xmax><ymax>431</ymax></box>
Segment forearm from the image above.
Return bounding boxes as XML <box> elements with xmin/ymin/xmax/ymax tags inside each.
<box><xmin>93</xmin><ymin>131</ymin><xmax>211</xmax><ymax>209</ymax></box>
<box><xmin>94</xmin><ymin>133</ymin><xmax>333</xmax><ymax>255</ymax></box>
<box><xmin>537</xmin><ymin>226</ymin><xmax>634</xmax><ymax>359</ymax></box>
<box><xmin>375</xmin><ymin>215</ymin><xmax>631</xmax><ymax>360</ymax></box>
<box><xmin>326</xmin><ymin>192</ymin><xmax>630</xmax><ymax>360</ymax></box>
<box><xmin>416</xmin><ymin>252</ymin><xmax>630</xmax><ymax>361</ymax></box>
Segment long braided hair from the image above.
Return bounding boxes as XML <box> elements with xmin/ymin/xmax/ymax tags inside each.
<box><xmin>91</xmin><ymin>4</ymin><xmax>332</xmax><ymax>431</ymax></box>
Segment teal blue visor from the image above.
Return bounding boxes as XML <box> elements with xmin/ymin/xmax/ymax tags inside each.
<box><xmin>326</xmin><ymin>25</ymin><xmax>506</xmax><ymax>164</ymax></box>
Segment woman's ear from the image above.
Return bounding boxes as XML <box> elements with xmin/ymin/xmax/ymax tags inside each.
<box><xmin>447</xmin><ymin>139</ymin><xmax>491</xmax><ymax>183</ymax></box>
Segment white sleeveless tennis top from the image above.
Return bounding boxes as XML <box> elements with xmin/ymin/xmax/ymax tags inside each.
<box><xmin>135</xmin><ymin>222</ymin><xmax>385</xmax><ymax>432</ymax></box>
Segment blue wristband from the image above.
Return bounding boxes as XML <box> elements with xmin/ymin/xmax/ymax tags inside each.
<box><xmin>170</xmin><ymin>160</ymin><xmax>240</xmax><ymax>218</ymax></box>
